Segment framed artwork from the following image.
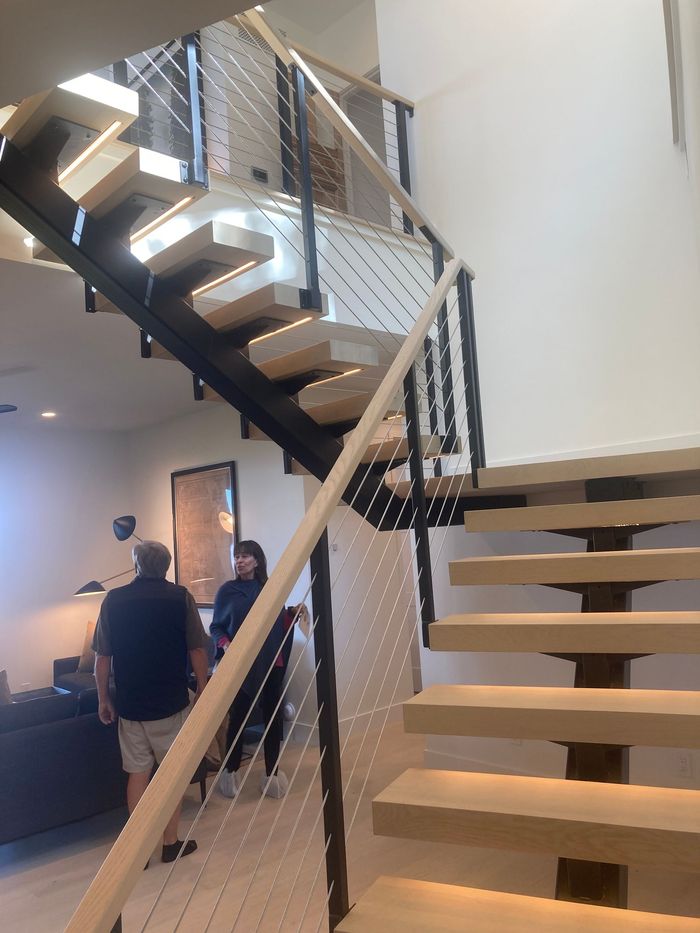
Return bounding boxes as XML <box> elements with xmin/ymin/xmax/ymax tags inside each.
<box><xmin>171</xmin><ymin>461</ymin><xmax>239</xmax><ymax>607</ymax></box>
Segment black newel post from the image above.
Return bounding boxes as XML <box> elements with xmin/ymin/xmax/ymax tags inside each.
<box><xmin>403</xmin><ymin>365</ymin><xmax>437</xmax><ymax>646</ymax></box>
<box><xmin>181</xmin><ymin>33</ymin><xmax>208</xmax><ymax>188</ymax></box>
<box><xmin>276</xmin><ymin>56</ymin><xmax>297</xmax><ymax>197</ymax></box>
<box><xmin>456</xmin><ymin>267</ymin><xmax>486</xmax><ymax>479</ymax></box>
<box><xmin>291</xmin><ymin>65</ymin><xmax>322</xmax><ymax>308</ymax></box>
<box><xmin>310</xmin><ymin>529</ymin><xmax>350</xmax><ymax>930</ymax></box>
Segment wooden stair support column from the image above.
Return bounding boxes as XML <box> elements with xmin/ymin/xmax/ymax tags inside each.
<box><xmin>556</xmin><ymin>480</ymin><xmax>641</xmax><ymax>907</ymax></box>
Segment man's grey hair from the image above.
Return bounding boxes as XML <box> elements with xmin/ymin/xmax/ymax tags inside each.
<box><xmin>132</xmin><ymin>540</ymin><xmax>171</xmax><ymax>579</ymax></box>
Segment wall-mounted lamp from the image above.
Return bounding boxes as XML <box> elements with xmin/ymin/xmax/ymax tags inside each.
<box><xmin>73</xmin><ymin>515</ymin><xmax>142</xmax><ymax>596</ymax></box>
<box><xmin>74</xmin><ymin>568</ymin><xmax>133</xmax><ymax>597</ymax></box>
<box><xmin>112</xmin><ymin>515</ymin><xmax>143</xmax><ymax>543</ymax></box>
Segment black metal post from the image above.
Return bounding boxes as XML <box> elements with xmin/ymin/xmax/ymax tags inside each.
<box><xmin>181</xmin><ymin>33</ymin><xmax>208</xmax><ymax>188</ymax></box>
<box><xmin>310</xmin><ymin>529</ymin><xmax>350</xmax><ymax>931</ymax></box>
<box><xmin>112</xmin><ymin>61</ymin><xmax>128</xmax><ymax>86</ymax></box>
<box><xmin>404</xmin><ymin>365</ymin><xmax>437</xmax><ymax>646</ymax></box>
<box><xmin>276</xmin><ymin>56</ymin><xmax>297</xmax><ymax>197</ymax></box>
<box><xmin>456</xmin><ymin>267</ymin><xmax>486</xmax><ymax>478</ymax></box>
<box><xmin>394</xmin><ymin>101</ymin><xmax>414</xmax><ymax>235</ymax></box>
<box><xmin>431</xmin><ymin>243</ymin><xmax>457</xmax><ymax>458</ymax></box>
<box><xmin>423</xmin><ymin>335</ymin><xmax>441</xmax><ymax>478</ymax></box>
<box><xmin>291</xmin><ymin>65</ymin><xmax>322</xmax><ymax>309</ymax></box>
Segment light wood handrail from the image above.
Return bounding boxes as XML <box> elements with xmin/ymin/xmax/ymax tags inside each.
<box><xmin>287</xmin><ymin>42</ymin><xmax>415</xmax><ymax>109</ymax></box>
<box><xmin>238</xmin><ymin>10</ymin><xmax>415</xmax><ymax>110</ymax></box>
<box><xmin>65</xmin><ymin>258</ymin><xmax>462</xmax><ymax>933</ymax></box>
<box><xmin>240</xmin><ymin>9</ymin><xmax>460</xmax><ymax>264</ymax></box>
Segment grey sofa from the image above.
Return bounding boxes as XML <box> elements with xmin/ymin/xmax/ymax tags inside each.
<box><xmin>53</xmin><ymin>654</ymin><xmax>97</xmax><ymax>694</ymax></box>
<box><xmin>0</xmin><ymin>687</ymin><xmax>126</xmax><ymax>845</ymax></box>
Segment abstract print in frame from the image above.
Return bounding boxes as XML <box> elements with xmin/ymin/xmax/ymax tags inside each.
<box><xmin>171</xmin><ymin>461</ymin><xmax>239</xmax><ymax>607</ymax></box>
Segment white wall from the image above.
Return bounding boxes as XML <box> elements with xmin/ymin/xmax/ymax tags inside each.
<box><xmin>125</xmin><ymin>402</ymin><xmax>312</xmax><ymax>627</ymax></box>
<box><xmin>0</xmin><ymin>426</ymin><xmax>130</xmax><ymax>689</ymax></box>
<box><xmin>374</xmin><ymin>0</ymin><xmax>700</xmax><ymax>788</ymax></box>
<box><xmin>376</xmin><ymin>0</ymin><xmax>700</xmax><ymax>465</ymax></box>
<box><xmin>286</xmin><ymin>476</ymin><xmax>417</xmax><ymax>741</ymax></box>
<box><xmin>0</xmin><ymin>405</ymin><xmax>312</xmax><ymax>692</ymax></box>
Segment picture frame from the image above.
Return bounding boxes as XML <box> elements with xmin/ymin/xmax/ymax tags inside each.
<box><xmin>171</xmin><ymin>461</ymin><xmax>239</xmax><ymax>607</ymax></box>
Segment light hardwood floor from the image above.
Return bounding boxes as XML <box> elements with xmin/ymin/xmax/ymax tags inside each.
<box><xmin>1</xmin><ymin>724</ymin><xmax>698</xmax><ymax>931</ymax></box>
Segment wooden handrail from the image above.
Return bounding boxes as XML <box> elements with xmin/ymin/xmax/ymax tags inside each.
<box><xmin>287</xmin><ymin>42</ymin><xmax>415</xmax><ymax>109</ymax></box>
<box><xmin>65</xmin><ymin>258</ymin><xmax>462</xmax><ymax>933</ymax></box>
<box><xmin>240</xmin><ymin>14</ymin><xmax>414</xmax><ymax>110</ymax></box>
<box><xmin>240</xmin><ymin>9</ymin><xmax>458</xmax><ymax>264</ymax></box>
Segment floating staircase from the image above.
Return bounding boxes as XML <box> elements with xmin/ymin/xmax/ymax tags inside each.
<box><xmin>345</xmin><ymin>450</ymin><xmax>700</xmax><ymax>930</ymax></box>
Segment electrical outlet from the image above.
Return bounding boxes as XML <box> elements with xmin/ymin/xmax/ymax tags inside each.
<box><xmin>679</xmin><ymin>752</ymin><xmax>694</xmax><ymax>778</ymax></box>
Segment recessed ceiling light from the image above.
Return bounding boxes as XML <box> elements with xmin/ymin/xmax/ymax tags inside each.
<box><xmin>23</xmin><ymin>236</ymin><xmax>34</xmax><ymax>248</ymax></box>
<box><xmin>40</xmin><ymin>411</ymin><xmax>57</xmax><ymax>418</ymax></box>
<box><xmin>0</xmin><ymin>404</ymin><xmax>18</xmax><ymax>414</ymax></box>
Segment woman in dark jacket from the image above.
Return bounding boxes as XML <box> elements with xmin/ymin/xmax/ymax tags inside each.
<box><xmin>210</xmin><ymin>540</ymin><xmax>291</xmax><ymax>799</ymax></box>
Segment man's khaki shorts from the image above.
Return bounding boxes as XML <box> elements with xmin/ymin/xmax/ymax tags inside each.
<box><xmin>118</xmin><ymin>706</ymin><xmax>190</xmax><ymax>773</ymax></box>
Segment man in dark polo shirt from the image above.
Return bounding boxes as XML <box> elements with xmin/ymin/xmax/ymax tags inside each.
<box><xmin>93</xmin><ymin>540</ymin><xmax>209</xmax><ymax>864</ymax></box>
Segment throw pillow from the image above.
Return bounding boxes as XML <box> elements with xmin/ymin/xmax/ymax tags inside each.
<box><xmin>76</xmin><ymin>620</ymin><xmax>97</xmax><ymax>673</ymax></box>
<box><xmin>0</xmin><ymin>669</ymin><xmax>12</xmax><ymax>705</ymax></box>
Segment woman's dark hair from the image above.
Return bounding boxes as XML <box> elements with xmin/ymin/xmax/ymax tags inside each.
<box><xmin>233</xmin><ymin>539</ymin><xmax>268</xmax><ymax>584</ymax></box>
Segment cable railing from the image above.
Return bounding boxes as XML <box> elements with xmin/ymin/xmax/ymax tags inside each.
<box><xmin>42</xmin><ymin>9</ymin><xmax>491</xmax><ymax>931</ymax></box>
<box><xmin>66</xmin><ymin>258</ymin><xmax>468</xmax><ymax>932</ymax></box>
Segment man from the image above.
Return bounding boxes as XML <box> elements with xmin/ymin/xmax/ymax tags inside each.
<box><xmin>93</xmin><ymin>540</ymin><xmax>209</xmax><ymax>864</ymax></box>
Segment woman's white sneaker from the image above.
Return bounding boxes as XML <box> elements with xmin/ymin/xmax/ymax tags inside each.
<box><xmin>260</xmin><ymin>771</ymin><xmax>289</xmax><ymax>798</ymax></box>
<box><xmin>218</xmin><ymin>770</ymin><xmax>241</xmax><ymax>798</ymax></box>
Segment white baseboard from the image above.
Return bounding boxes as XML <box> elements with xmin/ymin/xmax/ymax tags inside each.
<box><xmin>485</xmin><ymin>432</ymin><xmax>700</xmax><ymax>469</ymax></box>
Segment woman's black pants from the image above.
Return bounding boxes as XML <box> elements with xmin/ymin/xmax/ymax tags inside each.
<box><xmin>224</xmin><ymin>666</ymin><xmax>284</xmax><ymax>775</ymax></box>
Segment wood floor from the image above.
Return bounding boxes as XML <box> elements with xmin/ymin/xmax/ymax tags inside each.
<box><xmin>1</xmin><ymin>724</ymin><xmax>698</xmax><ymax>931</ymax></box>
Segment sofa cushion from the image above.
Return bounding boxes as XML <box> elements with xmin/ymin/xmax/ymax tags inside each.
<box><xmin>77</xmin><ymin>688</ymin><xmax>99</xmax><ymax>715</ymax></box>
<box><xmin>76</xmin><ymin>620</ymin><xmax>97</xmax><ymax>673</ymax></box>
<box><xmin>56</xmin><ymin>671</ymin><xmax>96</xmax><ymax>694</ymax></box>
<box><xmin>0</xmin><ymin>691</ymin><xmax>78</xmax><ymax>734</ymax></box>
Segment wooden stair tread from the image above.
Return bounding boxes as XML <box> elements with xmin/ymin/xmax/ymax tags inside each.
<box><xmin>150</xmin><ymin>282</ymin><xmax>328</xmax><ymax>358</ymax></box>
<box><xmin>465</xmin><ymin>494</ymin><xmax>700</xmax><ymax>533</ymax></box>
<box><xmin>95</xmin><ymin>220</ymin><xmax>275</xmax><ymax>312</ymax></box>
<box><xmin>403</xmin><ymin>684</ymin><xmax>700</xmax><ymax>747</ymax></box>
<box><xmin>202</xmin><ymin>339</ymin><xmax>380</xmax><ymax>402</ymax></box>
<box><xmin>34</xmin><ymin>147</ymin><xmax>205</xmax><ymax>263</ymax></box>
<box><xmin>289</xmin><ymin>433</ymin><xmax>456</xmax><ymax>475</ymax></box>
<box><xmin>386</xmin><ymin>471</ymin><xmax>571</xmax><ymax>500</ymax></box>
<box><xmin>428</xmin><ymin>611</ymin><xmax>700</xmax><ymax>653</ymax></box>
<box><xmin>336</xmin><ymin>876</ymin><xmax>700</xmax><ymax>932</ymax></box>
<box><xmin>373</xmin><ymin>768</ymin><xmax>700</xmax><ymax>871</ymax></box>
<box><xmin>146</xmin><ymin>220</ymin><xmax>274</xmax><ymax>284</ymax></box>
<box><xmin>477</xmin><ymin>447</ymin><xmax>700</xmax><ymax>490</ymax></box>
<box><xmin>246</xmin><ymin>394</ymin><xmax>403</xmax><ymax>440</ymax></box>
<box><xmin>363</xmin><ymin>434</ymin><xmax>461</xmax><ymax>464</ymax></box>
<box><xmin>449</xmin><ymin>546</ymin><xmax>700</xmax><ymax>586</ymax></box>
<box><xmin>257</xmin><ymin>338</ymin><xmax>378</xmax><ymax>382</ymax></box>
<box><xmin>1</xmin><ymin>73</ymin><xmax>138</xmax><ymax>154</ymax></box>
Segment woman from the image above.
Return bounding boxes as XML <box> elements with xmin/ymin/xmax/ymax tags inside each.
<box><xmin>210</xmin><ymin>540</ymin><xmax>291</xmax><ymax>799</ymax></box>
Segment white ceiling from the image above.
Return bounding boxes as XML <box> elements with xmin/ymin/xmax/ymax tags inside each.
<box><xmin>265</xmin><ymin>0</ymin><xmax>366</xmax><ymax>36</ymax></box>
<box><xmin>0</xmin><ymin>0</ymin><xmax>257</xmax><ymax>105</ymax></box>
<box><xmin>0</xmin><ymin>259</ymin><xmax>204</xmax><ymax>432</ymax></box>
<box><xmin>0</xmin><ymin>256</ymin><xmax>397</xmax><ymax>434</ymax></box>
